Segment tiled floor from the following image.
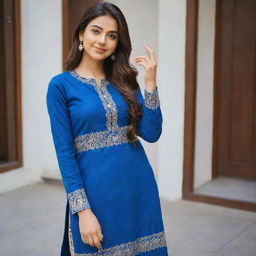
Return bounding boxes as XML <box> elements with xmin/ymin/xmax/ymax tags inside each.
<box><xmin>194</xmin><ymin>176</ymin><xmax>256</xmax><ymax>203</ymax></box>
<box><xmin>0</xmin><ymin>181</ymin><xmax>255</xmax><ymax>256</ymax></box>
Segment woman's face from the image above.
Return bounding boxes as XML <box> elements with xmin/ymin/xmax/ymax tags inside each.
<box><xmin>79</xmin><ymin>15</ymin><xmax>119</xmax><ymax>61</ymax></box>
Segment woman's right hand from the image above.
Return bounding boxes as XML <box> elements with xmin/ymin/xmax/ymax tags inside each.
<box><xmin>77</xmin><ymin>209</ymin><xmax>104</xmax><ymax>251</ymax></box>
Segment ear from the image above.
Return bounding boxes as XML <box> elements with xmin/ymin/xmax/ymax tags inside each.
<box><xmin>79</xmin><ymin>31</ymin><xmax>84</xmax><ymax>41</ymax></box>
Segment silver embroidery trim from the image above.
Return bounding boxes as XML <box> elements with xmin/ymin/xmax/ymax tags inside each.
<box><xmin>69</xmin><ymin>70</ymin><xmax>108</xmax><ymax>88</ymax></box>
<box><xmin>74</xmin><ymin>125</ymin><xmax>137</xmax><ymax>153</ymax></box>
<box><xmin>68</xmin><ymin>229</ymin><xmax>167</xmax><ymax>256</ymax></box>
<box><xmin>93</xmin><ymin>85</ymin><xmax>119</xmax><ymax>131</ymax></box>
<box><xmin>69</xmin><ymin>207</ymin><xmax>167</xmax><ymax>255</ymax></box>
<box><xmin>144</xmin><ymin>87</ymin><xmax>160</xmax><ymax>110</ymax></box>
<box><xmin>68</xmin><ymin>211</ymin><xmax>75</xmax><ymax>256</ymax></box>
<box><xmin>67</xmin><ymin>188</ymin><xmax>91</xmax><ymax>214</ymax></box>
<box><xmin>69</xmin><ymin>70</ymin><xmax>118</xmax><ymax>131</ymax></box>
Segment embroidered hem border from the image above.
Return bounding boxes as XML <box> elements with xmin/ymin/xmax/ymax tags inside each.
<box><xmin>68</xmin><ymin>212</ymin><xmax>167</xmax><ymax>256</ymax></box>
<box><xmin>74</xmin><ymin>125</ymin><xmax>137</xmax><ymax>153</ymax></box>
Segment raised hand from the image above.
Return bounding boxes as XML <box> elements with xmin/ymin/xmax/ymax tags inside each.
<box><xmin>134</xmin><ymin>45</ymin><xmax>157</xmax><ymax>92</ymax></box>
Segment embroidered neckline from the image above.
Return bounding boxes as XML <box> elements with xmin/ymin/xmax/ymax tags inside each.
<box><xmin>69</xmin><ymin>70</ymin><xmax>108</xmax><ymax>88</ymax></box>
<box><xmin>69</xmin><ymin>69</ymin><xmax>119</xmax><ymax>132</ymax></box>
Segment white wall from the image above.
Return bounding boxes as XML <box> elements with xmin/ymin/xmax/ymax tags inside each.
<box><xmin>0</xmin><ymin>0</ymin><xmax>62</xmax><ymax>192</ymax></box>
<box><xmin>194</xmin><ymin>0</ymin><xmax>216</xmax><ymax>188</ymax></box>
<box><xmin>157</xmin><ymin>0</ymin><xmax>187</xmax><ymax>200</ymax></box>
<box><xmin>109</xmin><ymin>0</ymin><xmax>159</xmax><ymax>177</ymax></box>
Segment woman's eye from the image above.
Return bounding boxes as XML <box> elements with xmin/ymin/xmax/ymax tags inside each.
<box><xmin>92</xmin><ymin>29</ymin><xmax>100</xmax><ymax>34</ymax></box>
<box><xmin>109</xmin><ymin>34</ymin><xmax>117</xmax><ymax>39</ymax></box>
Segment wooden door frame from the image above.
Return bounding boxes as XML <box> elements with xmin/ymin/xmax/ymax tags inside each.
<box><xmin>0</xmin><ymin>0</ymin><xmax>23</xmax><ymax>174</ymax></box>
<box><xmin>62</xmin><ymin>0</ymin><xmax>100</xmax><ymax>70</ymax></box>
<box><xmin>62</xmin><ymin>0</ymin><xmax>70</xmax><ymax>70</ymax></box>
<box><xmin>182</xmin><ymin>0</ymin><xmax>256</xmax><ymax>212</ymax></box>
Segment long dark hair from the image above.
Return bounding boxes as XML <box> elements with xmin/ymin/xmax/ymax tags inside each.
<box><xmin>65</xmin><ymin>2</ymin><xmax>142</xmax><ymax>144</ymax></box>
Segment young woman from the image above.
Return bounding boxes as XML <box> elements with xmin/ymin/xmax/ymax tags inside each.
<box><xmin>46</xmin><ymin>2</ymin><xmax>169</xmax><ymax>255</ymax></box>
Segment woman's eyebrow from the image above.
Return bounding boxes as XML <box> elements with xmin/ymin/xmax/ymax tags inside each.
<box><xmin>91</xmin><ymin>25</ymin><xmax>118</xmax><ymax>34</ymax></box>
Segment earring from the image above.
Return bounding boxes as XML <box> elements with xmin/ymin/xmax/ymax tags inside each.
<box><xmin>78</xmin><ymin>41</ymin><xmax>84</xmax><ymax>51</ymax></box>
<box><xmin>110</xmin><ymin>52</ymin><xmax>116</xmax><ymax>61</ymax></box>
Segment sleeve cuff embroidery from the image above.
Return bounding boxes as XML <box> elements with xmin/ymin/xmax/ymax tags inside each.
<box><xmin>67</xmin><ymin>188</ymin><xmax>91</xmax><ymax>214</ymax></box>
<box><xmin>144</xmin><ymin>87</ymin><xmax>160</xmax><ymax>110</ymax></box>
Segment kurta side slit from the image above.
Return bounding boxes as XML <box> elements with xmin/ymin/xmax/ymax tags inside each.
<box><xmin>46</xmin><ymin>71</ymin><xmax>169</xmax><ymax>255</ymax></box>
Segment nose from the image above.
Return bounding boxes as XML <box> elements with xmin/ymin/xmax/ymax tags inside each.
<box><xmin>98</xmin><ymin>34</ymin><xmax>106</xmax><ymax>45</ymax></box>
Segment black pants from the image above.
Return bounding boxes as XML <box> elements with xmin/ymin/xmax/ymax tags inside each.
<box><xmin>60</xmin><ymin>200</ymin><xmax>71</xmax><ymax>256</ymax></box>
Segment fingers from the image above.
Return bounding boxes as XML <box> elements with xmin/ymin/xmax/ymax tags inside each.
<box><xmin>134</xmin><ymin>59</ymin><xmax>147</xmax><ymax>69</ymax></box>
<box><xmin>134</xmin><ymin>45</ymin><xmax>157</xmax><ymax>69</ymax></box>
<box><xmin>78</xmin><ymin>211</ymin><xmax>104</xmax><ymax>250</ymax></box>
<box><xmin>97</xmin><ymin>230</ymin><xmax>104</xmax><ymax>242</ymax></box>
<box><xmin>144</xmin><ymin>44</ymin><xmax>156</xmax><ymax>61</ymax></box>
<box><xmin>134</xmin><ymin>57</ymin><xmax>151</xmax><ymax>68</ymax></box>
<box><xmin>87</xmin><ymin>236</ymin><xmax>95</xmax><ymax>247</ymax></box>
<box><xmin>134</xmin><ymin>56</ymin><xmax>150</xmax><ymax>63</ymax></box>
<box><xmin>81</xmin><ymin>231</ymin><xmax>104</xmax><ymax>250</ymax></box>
<box><xmin>134</xmin><ymin>56</ymin><xmax>156</xmax><ymax>69</ymax></box>
<box><xmin>92</xmin><ymin>234</ymin><xmax>103</xmax><ymax>250</ymax></box>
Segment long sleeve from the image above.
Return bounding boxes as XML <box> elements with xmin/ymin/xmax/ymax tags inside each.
<box><xmin>46</xmin><ymin>77</ymin><xmax>90</xmax><ymax>214</ymax></box>
<box><xmin>136</xmin><ymin>85</ymin><xmax>163</xmax><ymax>142</ymax></box>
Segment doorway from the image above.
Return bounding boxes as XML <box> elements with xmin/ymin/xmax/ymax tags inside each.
<box><xmin>183</xmin><ymin>0</ymin><xmax>256</xmax><ymax>211</ymax></box>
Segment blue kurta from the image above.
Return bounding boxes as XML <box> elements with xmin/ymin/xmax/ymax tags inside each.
<box><xmin>46</xmin><ymin>70</ymin><xmax>169</xmax><ymax>255</ymax></box>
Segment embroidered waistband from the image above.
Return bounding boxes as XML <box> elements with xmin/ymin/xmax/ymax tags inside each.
<box><xmin>74</xmin><ymin>125</ymin><xmax>137</xmax><ymax>153</ymax></box>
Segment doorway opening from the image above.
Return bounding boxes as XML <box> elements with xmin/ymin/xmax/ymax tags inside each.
<box><xmin>183</xmin><ymin>0</ymin><xmax>256</xmax><ymax>211</ymax></box>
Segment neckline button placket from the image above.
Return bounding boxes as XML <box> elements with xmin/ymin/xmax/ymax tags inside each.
<box><xmin>69</xmin><ymin>70</ymin><xmax>119</xmax><ymax>132</ymax></box>
<box><xmin>69</xmin><ymin>70</ymin><xmax>108</xmax><ymax>88</ymax></box>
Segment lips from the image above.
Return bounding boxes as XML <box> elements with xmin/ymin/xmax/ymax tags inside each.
<box><xmin>94</xmin><ymin>46</ymin><xmax>106</xmax><ymax>52</ymax></box>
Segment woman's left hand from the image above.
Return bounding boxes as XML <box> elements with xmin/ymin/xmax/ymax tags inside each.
<box><xmin>134</xmin><ymin>45</ymin><xmax>157</xmax><ymax>92</ymax></box>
